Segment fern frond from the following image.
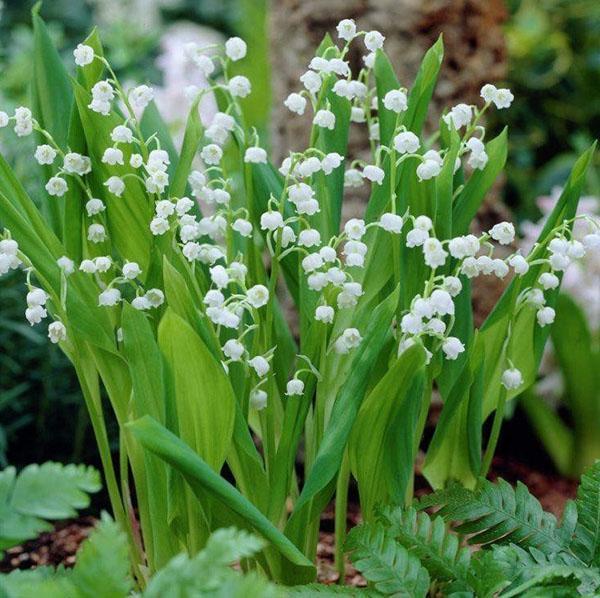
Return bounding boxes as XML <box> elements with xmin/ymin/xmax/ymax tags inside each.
<box><xmin>0</xmin><ymin>462</ymin><xmax>101</xmax><ymax>551</ymax></box>
<box><xmin>346</xmin><ymin>522</ymin><xmax>430</xmax><ymax>597</ymax></box>
<box><xmin>423</xmin><ymin>478</ymin><xmax>572</xmax><ymax>555</ymax></box>
<box><xmin>377</xmin><ymin>505</ymin><xmax>471</xmax><ymax>587</ymax></box>
<box><xmin>289</xmin><ymin>583</ymin><xmax>377</xmax><ymax>596</ymax></box>
<box><xmin>572</xmin><ymin>461</ymin><xmax>600</xmax><ymax>565</ymax></box>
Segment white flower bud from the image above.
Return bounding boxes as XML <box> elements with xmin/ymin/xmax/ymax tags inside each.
<box><xmin>111</xmin><ymin>125</ymin><xmax>134</xmax><ymax>144</ymax></box>
<box><xmin>79</xmin><ymin>259</ymin><xmax>97</xmax><ymax>274</ymax></box>
<box><xmin>210</xmin><ymin>265</ymin><xmax>230</xmax><ymax>289</ymax></box>
<box><xmin>363</xmin><ymin>165</ymin><xmax>385</xmax><ymax>185</ymax></box>
<box><xmin>48</xmin><ymin>321</ymin><xmax>67</xmax><ymax>343</ymax></box>
<box><xmin>225</xmin><ymin>37</ymin><xmax>247</xmax><ymax>61</ymax></box>
<box><xmin>300</xmin><ymin>70</ymin><xmax>321</xmax><ymax>95</ymax></box>
<box><xmin>57</xmin><ymin>256</ymin><xmax>75</xmax><ymax>275</ymax></box>
<box><xmin>302</xmin><ymin>253</ymin><xmax>324</xmax><ymax>273</ymax></box>
<box><xmin>260</xmin><ymin>211</ymin><xmax>284</xmax><ymax>231</ymax></box>
<box><xmin>286</xmin><ymin>378</ymin><xmax>304</xmax><ymax>396</ymax></box>
<box><xmin>509</xmin><ymin>254</ymin><xmax>529</xmax><ymax>275</ymax></box>
<box><xmin>130</xmin><ymin>85</ymin><xmax>154</xmax><ymax>110</ymax></box>
<box><xmin>537</xmin><ymin>306</ymin><xmax>555</xmax><ymax>327</ymax></box>
<box><xmin>442</xmin><ymin>337</ymin><xmax>465</xmax><ymax>360</ymax></box>
<box><xmin>364</xmin><ymin>30</ymin><xmax>385</xmax><ymax>52</ymax></box>
<box><xmin>249</xmin><ymin>355</ymin><xmax>270</xmax><ymax>377</ymax></box>
<box><xmin>122</xmin><ymin>262</ymin><xmax>142</xmax><ymax>279</ymax></box>
<box><xmin>379</xmin><ymin>213</ymin><xmax>404</xmax><ymax>233</ymax></box>
<box><xmin>244</xmin><ymin>147</ymin><xmax>268</xmax><ymax>164</ymax></box>
<box><xmin>87</xmin><ymin>223</ymin><xmax>106</xmax><ymax>243</ymax></box>
<box><xmin>85</xmin><ymin>198</ymin><xmax>105</xmax><ymax>216</ymax></box>
<box><xmin>73</xmin><ymin>43</ymin><xmax>94</xmax><ymax>67</ymax></box>
<box><xmin>501</xmin><ymin>367</ymin><xmax>523</xmax><ymax>390</ymax></box>
<box><xmin>539</xmin><ymin>272</ymin><xmax>559</xmax><ymax>290</ymax></box>
<box><xmin>223</xmin><ymin>339</ymin><xmax>245</xmax><ymax>361</ymax></box>
<box><xmin>393</xmin><ymin>131</ymin><xmax>420</xmax><ymax>154</ymax></box>
<box><xmin>200</xmin><ymin>144</ymin><xmax>223</xmax><ymax>165</ymax></box>
<box><xmin>344</xmin><ymin>218</ymin><xmax>366</xmax><ymax>240</ymax></box>
<box><xmin>104</xmin><ymin>176</ymin><xmax>125</xmax><ymax>197</ymax></box>
<box><xmin>25</xmin><ymin>305</ymin><xmax>47</xmax><ymax>325</ymax></box>
<box><xmin>336</xmin><ymin>19</ymin><xmax>357</xmax><ymax>41</ymax></box>
<box><xmin>145</xmin><ymin>288</ymin><xmax>164</xmax><ymax>308</ymax></box>
<box><xmin>132</xmin><ymin>296</ymin><xmax>151</xmax><ymax>311</ymax></box>
<box><xmin>204</xmin><ymin>289</ymin><xmax>225</xmax><ymax>307</ymax></box>
<box><xmin>34</xmin><ymin>144</ymin><xmax>57</xmax><ymax>165</ymax></box>
<box><xmin>46</xmin><ymin>176</ymin><xmax>68</xmax><ymax>197</ymax></box>
<box><xmin>27</xmin><ymin>288</ymin><xmax>48</xmax><ymax>307</ymax></box>
<box><xmin>321</xmin><ymin>152</ymin><xmax>343</xmax><ymax>175</ymax></box>
<box><xmin>298</xmin><ymin>229</ymin><xmax>321</xmax><ymax>248</ymax></box>
<box><xmin>150</xmin><ymin>217</ymin><xmax>170</xmax><ymax>236</ymax></box>
<box><xmin>315</xmin><ymin>304</ymin><xmax>335</xmax><ymax>323</ymax></box>
<box><xmin>313</xmin><ymin>109</ymin><xmax>336</xmax><ymax>130</ymax></box>
<box><xmin>246</xmin><ymin>284</ymin><xmax>269</xmax><ymax>308</ymax></box>
<box><xmin>284</xmin><ymin>92</ymin><xmax>307</xmax><ymax>115</ymax></box>
<box><xmin>98</xmin><ymin>288</ymin><xmax>121</xmax><ymax>307</ymax></box>
<box><xmin>228</xmin><ymin>75</ymin><xmax>251</xmax><ymax>98</ymax></box>
<box><xmin>489</xmin><ymin>222</ymin><xmax>515</xmax><ymax>245</ymax></box>
<box><xmin>383</xmin><ymin>89</ymin><xmax>407</xmax><ymax>113</ymax></box>
<box><xmin>250</xmin><ymin>389</ymin><xmax>267</xmax><ymax>410</ymax></box>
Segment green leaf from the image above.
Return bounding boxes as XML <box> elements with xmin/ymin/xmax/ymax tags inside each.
<box><xmin>550</xmin><ymin>294</ymin><xmax>600</xmax><ymax>476</ymax></box>
<box><xmin>170</xmin><ymin>99</ymin><xmax>203</xmax><ymax>200</ymax></box>
<box><xmin>70</xmin><ymin>513</ymin><xmax>133</xmax><ymax>598</ymax></box>
<box><xmin>140</xmin><ymin>101</ymin><xmax>179</xmax><ymax>180</ymax></box>
<box><xmin>404</xmin><ymin>35</ymin><xmax>444</xmax><ymax>135</ymax></box>
<box><xmin>452</xmin><ymin>129</ymin><xmax>508</xmax><ymax>236</ymax></box>
<box><xmin>377</xmin><ymin>505</ymin><xmax>472</xmax><ymax>587</ymax></box>
<box><xmin>285</xmin><ymin>287</ymin><xmax>400</xmax><ymax>543</ymax></box>
<box><xmin>346</xmin><ymin>522</ymin><xmax>430</xmax><ymax>597</ymax></box>
<box><xmin>0</xmin><ymin>463</ymin><xmax>100</xmax><ymax>551</ymax></box>
<box><xmin>144</xmin><ymin>527</ymin><xmax>271</xmax><ymax>598</ymax></box>
<box><xmin>572</xmin><ymin>462</ymin><xmax>600</xmax><ymax>566</ymax></box>
<box><xmin>423</xmin><ymin>478</ymin><xmax>573</xmax><ymax>555</ymax></box>
<box><xmin>158</xmin><ymin>309</ymin><xmax>234</xmax><ymax>471</ymax></box>
<box><xmin>72</xmin><ymin>81</ymin><xmax>154</xmax><ymax>275</ymax></box>
<box><xmin>349</xmin><ymin>344</ymin><xmax>426</xmax><ymax>520</ymax></box>
<box><xmin>374</xmin><ymin>50</ymin><xmax>401</xmax><ymax>146</ymax></box>
<box><xmin>127</xmin><ymin>416</ymin><xmax>316</xmax><ymax>584</ymax></box>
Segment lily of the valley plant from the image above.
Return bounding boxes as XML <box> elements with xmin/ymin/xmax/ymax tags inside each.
<box><xmin>0</xmin><ymin>12</ymin><xmax>597</xmax><ymax>587</ymax></box>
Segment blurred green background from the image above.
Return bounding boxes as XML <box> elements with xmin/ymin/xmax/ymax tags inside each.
<box><xmin>0</xmin><ymin>0</ymin><xmax>598</xmax><ymax>474</ymax></box>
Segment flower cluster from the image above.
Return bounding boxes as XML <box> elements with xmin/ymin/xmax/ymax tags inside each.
<box><xmin>0</xmin><ymin>17</ymin><xmax>596</xmax><ymax>419</ymax></box>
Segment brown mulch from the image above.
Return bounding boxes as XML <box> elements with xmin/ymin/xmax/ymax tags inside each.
<box><xmin>0</xmin><ymin>516</ymin><xmax>96</xmax><ymax>573</ymax></box>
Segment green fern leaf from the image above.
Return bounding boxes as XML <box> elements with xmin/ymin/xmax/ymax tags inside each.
<box><xmin>144</xmin><ymin>527</ymin><xmax>269</xmax><ymax>597</ymax></box>
<box><xmin>0</xmin><ymin>463</ymin><xmax>101</xmax><ymax>551</ymax></box>
<box><xmin>377</xmin><ymin>505</ymin><xmax>472</xmax><ymax>588</ymax></box>
<box><xmin>289</xmin><ymin>584</ymin><xmax>377</xmax><ymax>596</ymax></box>
<box><xmin>70</xmin><ymin>513</ymin><xmax>133</xmax><ymax>597</ymax></box>
<box><xmin>0</xmin><ymin>515</ymin><xmax>132</xmax><ymax>598</ymax></box>
<box><xmin>572</xmin><ymin>461</ymin><xmax>600</xmax><ymax>565</ymax></box>
<box><xmin>346</xmin><ymin>522</ymin><xmax>430</xmax><ymax>597</ymax></box>
<box><xmin>423</xmin><ymin>478</ymin><xmax>572</xmax><ymax>555</ymax></box>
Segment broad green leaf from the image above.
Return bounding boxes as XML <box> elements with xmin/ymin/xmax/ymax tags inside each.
<box><xmin>404</xmin><ymin>35</ymin><xmax>444</xmax><ymax>135</ymax></box>
<box><xmin>551</xmin><ymin>294</ymin><xmax>600</xmax><ymax>475</ymax></box>
<box><xmin>140</xmin><ymin>101</ymin><xmax>179</xmax><ymax>180</ymax></box>
<box><xmin>128</xmin><ymin>416</ymin><xmax>316</xmax><ymax>584</ymax></box>
<box><xmin>72</xmin><ymin>82</ymin><xmax>153</xmax><ymax>275</ymax></box>
<box><xmin>286</xmin><ymin>287</ymin><xmax>400</xmax><ymax>544</ymax></box>
<box><xmin>374</xmin><ymin>50</ymin><xmax>401</xmax><ymax>146</ymax></box>
<box><xmin>349</xmin><ymin>344</ymin><xmax>426</xmax><ymax>520</ymax></box>
<box><xmin>30</xmin><ymin>10</ymin><xmax>73</xmax><ymax>235</ymax></box>
<box><xmin>158</xmin><ymin>309</ymin><xmax>235</xmax><ymax>471</ymax></box>
<box><xmin>170</xmin><ymin>98</ymin><xmax>203</xmax><ymax>199</ymax></box>
<box><xmin>452</xmin><ymin>128</ymin><xmax>508</xmax><ymax>236</ymax></box>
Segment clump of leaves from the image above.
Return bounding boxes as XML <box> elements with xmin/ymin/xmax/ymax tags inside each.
<box><xmin>341</xmin><ymin>461</ymin><xmax>600</xmax><ymax>597</ymax></box>
<box><xmin>0</xmin><ymin>462</ymin><xmax>100</xmax><ymax>554</ymax></box>
<box><xmin>0</xmin><ymin>523</ymin><xmax>282</xmax><ymax>598</ymax></box>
